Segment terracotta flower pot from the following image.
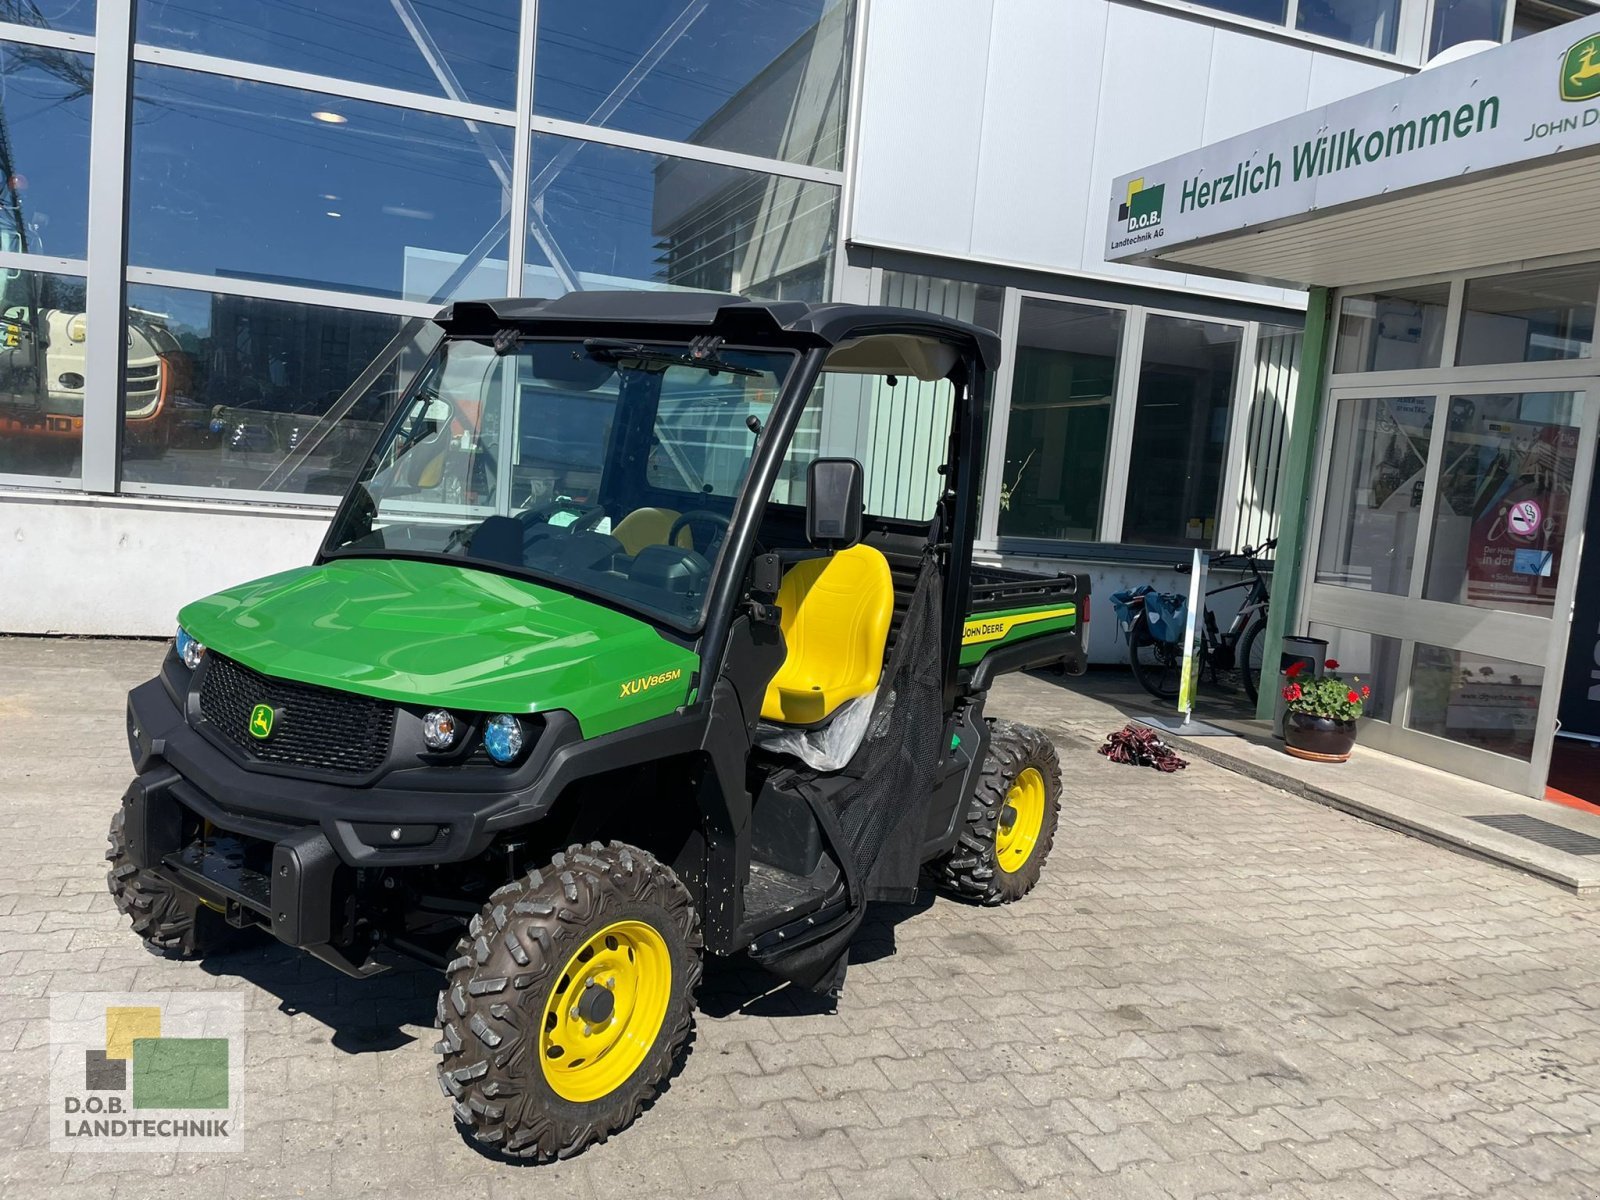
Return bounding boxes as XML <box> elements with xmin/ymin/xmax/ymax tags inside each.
<box><xmin>1283</xmin><ymin>711</ymin><xmax>1357</xmax><ymax>763</ymax></box>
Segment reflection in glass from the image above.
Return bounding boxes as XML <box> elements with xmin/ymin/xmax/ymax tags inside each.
<box><xmin>521</xmin><ymin>134</ymin><xmax>837</xmax><ymax>300</ymax></box>
<box><xmin>1457</xmin><ymin>263</ymin><xmax>1599</xmax><ymax>365</ymax></box>
<box><xmin>135</xmin><ymin>0</ymin><xmax>522</xmax><ymax>108</ymax></box>
<box><xmin>874</xmin><ymin>272</ymin><xmax>999</xmax><ymax>521</ymax></box>
<box><xmin>1122</xmin><ymin>315</ymin><xmax>1242</xmax><ymax>547</ymax></box>
<box><xmin>1190</xmin><ymin>0</ymin><xmax>1289</xmax><ymax>23</ymax></box>
<box><xmin>534</xmin><ymin>0</ymin><xmax>854</xmax><ymax>169</ymax></box>
<box><xmin>1428</xmin><ymin>0</ymin><xmax>1507</xmax><ymax>58</ymax></box>
<box><xmin>0</xmin><ymin>0</ymin><xmax>94</xmax><ymax>35</ymax></box>
<box><xmin>1408</xmin><ymin>643</ymin><xmax>1542</xmax><ymax>760</ymax></box>
<box><xmin>1334</xmin><ymin>284</ymin><xmax>1449</xmax><ymax>373</ymax></box>
<box><xmin>1315</xmin><ymin>396</ymin><xmax>1433</xmax><ymax>596</ymax></box>
<box><xmin>325</xmin><ymin>339</ymin><xmax>797</xmax><ymax>629</ymax></box>
<box><xmin>0</xmin><ymin>40</ymin><xmax>93</xmax><ymax>260</ymax></box>
<box><xmin>1422</xmin><ymin>392</ymin><xmax>1581</xmax><ymax>616</ymax></box>
<box><xmin>1296</xmin><ymin>0</ymin><xmax>1400</xmax><ymax>51</ymax></box>
<box><xmin>0</xmin><ymin>268</ymin><xmax>86</xmax><ymax>480</ymax></box>
<box><xmin>118</xmin><ymin>284</ymin><xmax>407</xmax><ymax>496</ymax></box>
<box><xmin>997</xmin><ymin>299</ymin><xmax>1122</xmax><ymax>542</ymax></box>
<box><xmin>1307</xmin><ymin>624</ymin><xmax>1399</xmax><ymax>722</ymax></box>
<box><xmin>129</xmin><ymin>66</ymin><xmax>512</xmax><ymax>302</ymax></box>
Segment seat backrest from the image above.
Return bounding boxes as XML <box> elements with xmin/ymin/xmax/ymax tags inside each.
<box><xmin>610</xmin><ymin>507</ymin><xmax>693</xmax><ymax>557</ymax></box>
<box><xmin>761</xmin><ymin>544</ymin><xmax>895</xmax><ymax>725</ymax></box>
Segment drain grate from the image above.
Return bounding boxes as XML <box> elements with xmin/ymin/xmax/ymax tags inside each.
<box><xmin>1469</xmin><ymin>814</ymin><xmax>1600</xmax><ymax>856</ymax></box>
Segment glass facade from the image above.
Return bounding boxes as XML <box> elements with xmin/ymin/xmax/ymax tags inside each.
<box><xmin>0</xmin><ymin>1</ymin><xmax>851</xmax><ymax>498</ymax></box>
<box><xmin>1333</xmin><ymin>284</ymin><xmax>1450</xmax><ymax>373</ymax></box>
<box><xmin>1122</xmin><ymin>315</ymin><xmax>1243</xmax><ymax>547</ymax></box>
<box><xmin>885</xmin><ymin>272</ymin><xmax>1302</xmax><ymax>553</ymax></box>
<box><xmin>1315</xmin><ymin>395</ymin><xmax>1434</xmax><ymax>595</ymax></box>
<box><xmin>521</xmin><ymin>135</ymin><xmax>838</xmax><ymax>300</ymax></box>
<box><xmin>533</xmin><ymin>0</ymin><xmax>852</xmax><ymax>169</ymax></box>
<box><xmin>1456</xmin><ymin>263</ymin><xmax>1599</xmax><ymax>365</ymax></box>
<box><xmin>998</xmin><ymin>299</ymin><xmax>1122</xmax><ymax>543</ymax></box>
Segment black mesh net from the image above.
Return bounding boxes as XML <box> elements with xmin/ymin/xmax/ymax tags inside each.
<box><xmin>757</xmin><ymin>550</ymin><xmax>946</xmax><ymax>995</ymax></box>
<box><xmin>834</xmin><ymin>549</ymin><xmax>945</xmax><ymax>892</ymax></box>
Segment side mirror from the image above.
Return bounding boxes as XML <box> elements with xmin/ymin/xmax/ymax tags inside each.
<box><xmin>806</xmin><ymin>457</ymin><xmax>864</xmax><ymax>549</ymax></box>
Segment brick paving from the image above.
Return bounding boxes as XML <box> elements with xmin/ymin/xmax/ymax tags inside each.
<box><xmin>2</xmin><ymin>637</ymin><xmax>1599</xmax><ymax>1198</ymax></box>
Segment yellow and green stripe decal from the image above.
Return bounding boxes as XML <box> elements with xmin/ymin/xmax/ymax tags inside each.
<box><xmin>959</xmin><ymin>603</ymin><xmax>1076</xmax><ymax>666</ymax></box>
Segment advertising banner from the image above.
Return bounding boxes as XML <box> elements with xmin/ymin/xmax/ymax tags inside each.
<box><xmin>1177</xmin><ymin>549</ymin><xmax>1207</xmax><ymax>722</ymax></box>
<box><xmin>1106</xmin><ymin>15</ymin><xmax>1600</xmax><ymax>265</ymax></box>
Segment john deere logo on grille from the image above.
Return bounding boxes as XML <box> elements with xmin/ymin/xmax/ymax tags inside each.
<box><xmin>248</xmin><ymin>704</ymin><xmax>275</xmax><ymax>740</ymax></box>
<box><xmin>1562</xmin><ymin>34</ymin><xmax>1600</xmax><ymax>101</ymax></box>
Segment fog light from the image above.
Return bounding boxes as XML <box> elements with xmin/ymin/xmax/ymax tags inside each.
<box><xmin>483</xmin><ymin>714</ymin><xmax>524</xmax><ymax>764</ymax></box>
<box><xmin>175</xmin><ymin>626</ymin><xmax>205</xmax><ymax>669</ymax></box>
<box><xmin>422</xmin><ymin>709</ymin><xmax>459</xmax><ymax>751</ymax></box>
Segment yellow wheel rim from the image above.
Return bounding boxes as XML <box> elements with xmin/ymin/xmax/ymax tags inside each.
<box><xmin>539</xmin><ymin>919</ymin><xmax>673</xmax><ymax>1104</ymax></box>
<box><xmin>995</xmin><ymin>766</ymin><xmax>1046</xmax><ymax>875</ymax></box>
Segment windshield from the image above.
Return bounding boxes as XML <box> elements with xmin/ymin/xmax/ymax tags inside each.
<box><xmin>324</xmin><ymin>336</ymin><xmax>796</xmax><ymax>628</ymax></box>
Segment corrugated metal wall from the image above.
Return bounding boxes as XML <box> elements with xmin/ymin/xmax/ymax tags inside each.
<box><xmin>863</xmin><ymin>271</ymin><xmax>985</xmax><ymax>520</ymax></box>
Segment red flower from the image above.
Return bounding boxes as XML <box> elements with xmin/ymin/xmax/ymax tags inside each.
<box><xmin>1360</xmin><ymin>685</ymin><xmax>1371</xmax><ymax>699</ymax></box>
<box><xmin>1282</xmin><ymin>682</ymin><xmax>1303</xmax><ymax>702</ymax></box>
<box><xmin>1347</xmin><ymin>690</ymin><xmax>1360</xmax><ymax>704</ymax></box>
<box><xmin>1325</xmin><ymin>658</ymin><xmax>1341</xmax><ymax>670</ymax></box>
<box><xmin>1285</xmin><ymin>661</ymin><xmax>1305</xmax><ymax>678</ymax></box>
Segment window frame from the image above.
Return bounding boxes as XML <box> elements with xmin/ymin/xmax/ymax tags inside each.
<box><xmin>984</xmin><ymin>287</ymin><xmax>1256</xmax><ymax>554</ymax></box>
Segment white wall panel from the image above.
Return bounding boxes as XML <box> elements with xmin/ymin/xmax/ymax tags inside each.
<box><xmin>968</xmin><ymin>0</ymin><xmax>1106</xmax><ymax>270</ymax></box>
<box><xmin>1201</xmin><ymin>29</ymin><xmax>1312</xmax><ymax>144</ymax></box>
<box><xmin>1077</xmin><ymin>4</ymin><xmax>1217</xmax><ymax>283</ymax></box>
<box><xmin>850</xmin><ymin>0</ymin><xmax>1411</xmax><ymax>305</ymax></box>
<box><xmin>1305</xmin><ymin>52</ymin><xmax>1403</xmax><ymax>106</ymax></box>
<box><xmin>0</xmin><ymin>498</ymin><xmax>328</xmax><ymax>635</ymax></box>
<box><xmin>849</xmin><ymin>0</ymin><xmax>994</xmax><ymax>257</ymax></box>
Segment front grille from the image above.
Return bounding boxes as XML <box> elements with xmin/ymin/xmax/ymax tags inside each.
<box><xmin>199</xmin><ymin>654</ymin><xmax>394</xmax><ymax>776</ymax></box>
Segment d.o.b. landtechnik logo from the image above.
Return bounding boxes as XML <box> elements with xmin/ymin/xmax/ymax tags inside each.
<box><xmin>50</xmin><ymin>991</ymin><xmax>245</xmax><ymax>1152</ymax></box>
<box><xmin>1118</xmin><ymin>177</ymin><xmax>1165</xmax><ymax>233</ymax></box>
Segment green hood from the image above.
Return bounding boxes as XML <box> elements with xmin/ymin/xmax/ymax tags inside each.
<box><xmin>177</xmin><ymin>558</ymin><xmax>699</xmax><ymax>737</ymax></box>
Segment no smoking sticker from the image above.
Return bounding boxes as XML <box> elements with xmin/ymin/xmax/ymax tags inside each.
<box><xmin>1507</xmin><ymin>499</ymin><xmax>1542</xmax><ymax>540</ymax></box>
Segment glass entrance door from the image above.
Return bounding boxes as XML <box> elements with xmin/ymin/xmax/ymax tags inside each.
<box><xmin>1303</xmin><ymin>383</ymin><xmax>1599</xmax><ymax>795</ymax></box>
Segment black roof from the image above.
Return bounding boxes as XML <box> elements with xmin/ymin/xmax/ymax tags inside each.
<box><xmin>433</xmin><ymin>290</ymin><xmax>1000</xmax><ymax>372</ymax></box>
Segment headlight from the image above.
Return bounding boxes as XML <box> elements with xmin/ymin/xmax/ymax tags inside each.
<box><xmin>422</xmin><ymin>709</ymin><xmax>460</xmax><ymax>751</ymax></box>
<box><xmin>175</xmin><ymin>626</ymin><xmax>205</xmax><ymax>670</ymax></box>
<box><xmin>483</xmin><ymin>714</ymin><xmax>525</xmax><ymax>765</ymax></box>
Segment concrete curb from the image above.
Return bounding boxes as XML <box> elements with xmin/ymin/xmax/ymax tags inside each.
<box><xmin>1148</xmin><ymin>725</ymin><xmax>1600</xmax><ymax>897</ymax></box>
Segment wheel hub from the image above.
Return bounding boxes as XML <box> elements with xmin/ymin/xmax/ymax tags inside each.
<box><xmin>994</xmin><ymin>767</ymin><xmax>1046</xmax><ymax>875</ymax></box>
<box><xmin>576</xmin><ymin>979</ymin><xmax>616</xmax><ymax>1025</ymax></box>
<box><xmin>539</xmin><ymin>919</ymin><xmax>673</xmax><ymax>1103</ymax></box>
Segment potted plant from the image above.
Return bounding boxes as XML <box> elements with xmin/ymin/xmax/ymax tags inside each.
<box><xmin>1281</xmin><ymin>659</ymin><xmax>1371</xmax><ymax>763</ymax></box>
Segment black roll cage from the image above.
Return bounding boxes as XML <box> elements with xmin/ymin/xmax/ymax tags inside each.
<box><xmin>322</xmin><ymin>291</ymin><xmax>999</xmax><ymax>711</ymax></box>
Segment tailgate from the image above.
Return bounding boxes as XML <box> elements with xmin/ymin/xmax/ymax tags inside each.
<box><xmin>961</xmin><ymin>566</ymin><xmax>1089</xmax><ymax>679</ymax></box>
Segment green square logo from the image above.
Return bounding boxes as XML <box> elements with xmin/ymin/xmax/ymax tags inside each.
<box><xmin>1562</xmin><ymin>35</ymin><xmax>1600</xmax><ymax>102</ymax></box>
<box><xmin>131</xmin><ymin>1037</ymin><xmax>229</xmax><ymax>1109</ymax></box>
<box><xmin>1128</xmin><ymin>183</ymin><xmax>1164</xmax><ymax>227</ymax></box>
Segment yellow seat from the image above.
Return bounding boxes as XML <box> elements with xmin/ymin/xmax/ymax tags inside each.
<box><xmin>611</xmin><ymin>507</ymin><xmax>694</xmax><ymax>556</ymax></box>
<box><xmin>761</xmin><ymin>544</ymin><xmax>894</xmax><ymax>726</ymax></box>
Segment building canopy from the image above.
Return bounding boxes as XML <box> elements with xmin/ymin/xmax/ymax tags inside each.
<box><xmin>1104</xmin><ymin>15</ymin><xmax>1600</xmax><ymax>290</ymax></box>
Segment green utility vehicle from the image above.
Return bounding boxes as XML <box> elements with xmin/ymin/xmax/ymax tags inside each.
<box><xmin>110</xmin><ymin>292</ymin><xmax>1088</xmax><ymax>1159</ymax></box>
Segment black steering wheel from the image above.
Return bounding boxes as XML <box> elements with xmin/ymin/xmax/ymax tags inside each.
<box><xmin>519</xmin><ymin>500</ymin><xmax>607</xmax><ymax>536</ymax></box>
<box><xmin>669</xmin><ymin>509</ymin><xmax>731</xmax><ymax>557</ymax></box>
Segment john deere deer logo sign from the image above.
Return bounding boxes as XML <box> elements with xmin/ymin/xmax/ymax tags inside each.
<box><xmin>1563</xmin><ymin>34</ymin><xmax>1600</xmax><ymax>102</ymax></box>
<box><xmin>248</xmin><ymin>704</ymin><xmax>275</xmax><ymax>740</ymax></box>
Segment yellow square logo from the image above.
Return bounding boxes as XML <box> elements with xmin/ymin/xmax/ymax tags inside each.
<box><xmin>105</xmin><ymin>1007</ymin><xmax>161</xmax><ymax>1062</ymax></box>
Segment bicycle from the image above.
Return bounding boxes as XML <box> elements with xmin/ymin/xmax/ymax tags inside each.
<box><xmin>1120</xmin><ymin>538</ymin><xmax>1276</xmax><ymax>705</ymax></box>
